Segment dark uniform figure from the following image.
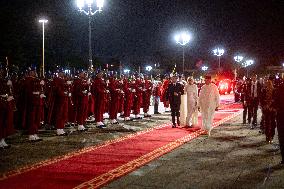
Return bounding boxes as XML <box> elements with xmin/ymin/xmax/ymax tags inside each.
<box><xmin>166</xmin><ymin>75</ymin><xmax>184</xmax><ymax>128</ymax></box>
<box><xmin>274</xmin><ymin>78</ymin><xmax>284</xmax><ymax>164</ymax></box>
<box><xmin>260</xmin><ymin>77</ymin><xmax>276</xmax><ymax>143</ymax></box>
<box><xmin>247</xmin><ymin>75</ymin><xmax>262</xmax><ymax>129</ymax></box>
<box><xmin>241</xmin><ymin>78</ymin><xmax>251</xmax><ymax>124</ymax></box>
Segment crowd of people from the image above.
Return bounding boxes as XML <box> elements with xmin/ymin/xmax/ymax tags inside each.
<box><xmin>239</xmin><ymin>74</ymin><xmax>284</xmax><ymax>164</ymax></box>
<box><xmin>0</xmin><ymin>68</ymin><xmax>159</xmax><ymax>145</ymax></box>
<box><xmin>0</xmin><ymin>67</ymin><xmax>283</xmax><ymax>165</ymax></box>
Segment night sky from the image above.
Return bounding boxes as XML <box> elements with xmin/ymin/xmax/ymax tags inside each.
<box><xmin>0</xmin><ymin>0</ymin><xmax>283</xmax><ymax>72</ymax></box>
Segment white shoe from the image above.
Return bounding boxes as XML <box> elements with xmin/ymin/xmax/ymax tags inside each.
<box><xmin>1</xmin><ymin>139</ymin><xmax>8</xmax><ymax>147</ymax></box>
<box><xmin>57</xmin><ymin>129</ymin><xmax>66</xmax><ymax>135</ymax></box>
<box><xmin>78</xmin><ymin>125</ymin><xmax>86</xmax><ymax>131</ymax></box>
<box><xmin>96</xmin><ymin>122</ymin><xmax>104</xmax><ymax>126</ymax></box>
<box><xmin>124</xmin><ymin>117</ymin><xmax>131</xmax><ymax>121</ymax></box>
<box><xmin>29</xmin><ymin>135</ymin><xmax>36</xmax><ymax>141</ymax></box>
<box><xmin>135</xmin><ymin>115</ymin><xmax>142</xmax><ymax>119</ymax></box>
<box><xmin>87</xmin><ymin>116</ymin><xmax>96</xmax><ymax>122</ymax></box>
<box><xmin>0</xmin><ymin>139</ymin><xmax>5</xmax><ymax>147</ymax></box>
<box><xmin>111</xmin><ymin>119</ymin><xmax>118</xmax><ymax>124</ymax></box>
<box><xmin>0</xmin><ymin>142</ymin><xmax>4</xmax><ymax>148</ymax></box>
<box><xmin>34</xmin><ymin>134</ymin><xmax>40</xmax><ymax>140</ymax></box>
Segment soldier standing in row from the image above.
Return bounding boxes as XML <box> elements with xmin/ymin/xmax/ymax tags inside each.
<box><xmin>73</xmin><ymin>71</ymin><xmax>89</xmax><ymax>131</ymax></box>
<box><xmin>52</xmin><ymin>70</ymin><xmax>70</xmax><ymax>136</ymax></box>
<box><xmin>20</xmin><ymin>68</ymin><xmax>45</xmax><ymax>141</ymax></box>
<box><xmin>0</xmin><ymin>68</ymin><xmax>15</xmax><ymax>148</ymax></box>
<box><xmin>93</xmin><ymin>71</ymin><xmax>108</xmax><ymax>128</ymax></box>
<box><xmin>142</xmin><ymin>75</ymin><xmax>153</xmax><ymax>118</ymax></box>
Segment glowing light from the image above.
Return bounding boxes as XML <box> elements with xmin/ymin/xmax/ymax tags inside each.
<box><xmin>86</xmin><ymin>0</ymin><xmax>93</xmax><ymax>5</ymax></box>
<box><xmin>39</xmin><ymin>19</ymin><xmax>48</xmax><ymax>23</ymax></box>
<box><xmin>213</xmin><ymin>48</ymin><xmax>225</xmax><ymax>57</ymax></box>
<box><xmin>242</xmin><ymin>59</ymin><xmax>254</xmax><ymax>67</ymax></box>
<box><xmin>96</xmin><ymin>0</ymin><xmax>104</xmax><ymax>9</ymax></box>
<box><xmin>77</xmin><ymin>0</ymin><xmax>85</xmax><ymax>9</ymax></box>
<box><xmin>123</xmin><ymin>69</ymin><xmax>130</xmax><ymax>74</ymax></box>
<box><xmin>77</xmin><ymin>0</ymin><xmax>104</xmax><ymax>14</ymax></box>
<box><xmin>64</xmin><ymin>69</ymin><xmax>71</xmax><ymax>74</ymax></box>
<box><xmin>145</xmin><ymin>66</ymin><xmax>153</xmax><ymax>72</ymax></box>
<box><xmin>234</xmin><ymin>55</ymin><xmax>244</xmax><ymax>63</ymax></box>
<box><xmin>175</xmin><ymin>31</ymin><xmax>191</xmax><ymax>46</ymax></box>
<box><xmin>201</xmin><ymin>66</ymin><xmax>208</xmax><ymax>71</ymax></box>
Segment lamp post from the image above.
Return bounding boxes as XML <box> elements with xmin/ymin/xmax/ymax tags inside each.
<box><xmin>234</xmin><ymin>55</ymin><xmax>244</xmax><ymax>79</ymax></box>
<box><xmin>174</xmin><ymin>32</ymin><xmax>191</xmax><ymax>74</ymax></box>
<box><xmin>242</xmin><ymin>59</ymin><xmax>254</xmax><ymax>77</ymax></box>
<box><xmin>39</xmin><ymin>19</ymin><xmax>48</xmax><ymax>78</ymax></box>
<box><xmin>213</xmin><ymin>48</ymin><xmax>225</xmax><ymax>72</ymax></box>
<box><xmin>201</xmin><ymin>66</ymin><xmax>208</xmax><ymax>71</ymax></box>
<box><xmin>77</xmin><ymin>0</ymin><xmax>104</xmax><ymax>71</ymax></box>
<box><xmin>146</xmin><ymin>65</ymin><xmax>153</xmax><ymax>78</ymax></box>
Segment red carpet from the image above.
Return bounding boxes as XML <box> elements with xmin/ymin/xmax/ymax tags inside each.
<box><xmin>0</xmin><ymin>103</ymin><xmax>242</xmax><ymax>189</ymax></box>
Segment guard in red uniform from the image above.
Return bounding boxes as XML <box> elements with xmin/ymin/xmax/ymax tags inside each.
<box><xmin>51</xmin><ymin>70</ymin><xmax>69</xmax><ymax>136</ymax></box>
<box><xmin>161</xmin><ymin>76</ymin><xmax>170</xmax><ymax>112</ymax></box>
<box><xmin>20</xmin><ymin>69</ymin><xmax>45</xmax><ymax>142</ymax></box>
<box><xmin>132</xmin><ymin>76</ymin><xmax>143</xmax><ymax>119</ymax></box>
<box><xmin>142</xmin><ymin>75</ymin><xmax>153</xmax><ymax>117</ymax></box>
<box><xmin>117</xmin><ymin>78</ymin><xmax>125</xmax><ymax>116</ymax></box>
<box><xmin>0</xmin><ymin>69</ymin><xmax>15</xmax><ymax>149</ymax></box>
<box><xmin>73</xmin><ymin>71</ymin><xmax>89</xmax><ymax>131</ymax></box>
<box><xmin>123</xmin><ymin>78</ymin><xmax>133</xmax><ymax>121</ymax></box>
<box><xmin>87</xmin><ymin>76</ymin><xmax>96</xmax><ymax>122</ymax></box>
<box><xmin>93</xmin><ymin>71</ymin><xmax>108</xmax><ymax>128</ymax></box>
<box><xmin>108</xmin><ymin>76</ymin><xmax>120</xmax><ymax>124</ymax></box>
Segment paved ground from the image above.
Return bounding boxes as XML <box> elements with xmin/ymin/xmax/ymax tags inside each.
<box><xmin>1</xmin><ymin>94</ymin><xmax>283</xmax><ymax>188</ymax></box>
<box><xmin>103</xmin><ymin>113</ymin><xmax>284</xmax><ymax>189</ymax></box>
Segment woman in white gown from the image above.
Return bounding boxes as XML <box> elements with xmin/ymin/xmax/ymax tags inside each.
<box><xmin>180</xmin><ymin>77</ymin><xmax>198</xmax><ymax>127</ymax></box>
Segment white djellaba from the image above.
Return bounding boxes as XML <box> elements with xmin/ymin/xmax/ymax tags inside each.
<box><xmin>198</xmin><ymin>83</ymin><xmax>220</xmax><ymax>135</ymax></box>
<box><xmin>180</xmin><ymin>84</ymin><xmax>199</xmax><ymax>126</ymax></box>
<box><xmin>185</xmin><ymin>83</ymin><xmax>199</xmax><ymax>126</ymax></box>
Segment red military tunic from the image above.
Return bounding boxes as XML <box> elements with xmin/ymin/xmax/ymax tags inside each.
<box><xmin>117</xmin><ymin>79</ymin><xmax>125</xmax><ymax>114</ymax></box>
<box><xmin>88</xmin><ymin>79</ymin><xmax>95</xmax><ymax>118</ymax></box>
<box><xmin>20</xmin><ymin>76</ymin><xmax>44</xmax><ymax>135</ymax></box>
<box><xmin>0</xmin><ymin>78</ymin><xmax>15</xmax><ymax>139</ymax></box>
<box><xmin>52</xmin><ymin>77</ymin><xmax>69</xmax><ymax>129</ymax></box>
<box><xmin>73</xmin><ymin>77</ymin><xmax>89</xmax><ymax>125</ymax></box>
<box><xmin>142</xmin><ymin>79</ymin><xmax>153</xmax><ymax>113</ymax></box>
<box><xmin>93</xmin><ymin>77</ymin><xmax>107</xmax><ymax>122</ymax></box>
<box><xmin>123</xmin><ymin>79</ymin><xmax>134</xmax><ymax>118</ymax></box>
<box><xmin>108</xmin><ymin>77</ymin><xmax>120</xmax><ymax>120</ymax></box>
<box><xmin>132</xmin><ymin>79</ymin><xmax>143</xmax><ymax>115</ymax></box>
<box><xmin>161</xmin><ymin>79</ymin><xmax>170</xmax><ymax>108</ymax></box>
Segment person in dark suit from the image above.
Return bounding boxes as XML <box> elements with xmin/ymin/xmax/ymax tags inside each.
<box><xmin>248</xmin><ymin>74</ymin><xmax>262</xmax><ymax>129</ymax></box>
<box><xmin>166</xmin><ymin>74</ymin><xmax>184</xmax><ymax>128</ymax></box>
<box><xmin>273</xmin><ymin>77</ymin><xmax>284</xmax><ymax>164</ymax></box>
<box><xmin>241</xmin><ymin>78</ymin><xmax>251</xmax><ymax>124</ymax></box>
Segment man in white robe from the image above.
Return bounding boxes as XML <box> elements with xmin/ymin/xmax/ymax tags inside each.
<box><xmin>198</xmin><ymin>75</ymin><xmax>220</xmax><ymax>136</ymax></box>
<box><xmin>184</xmin><ymin>77</ymin><xmax>198</xmax><ymax>127</ymax></box>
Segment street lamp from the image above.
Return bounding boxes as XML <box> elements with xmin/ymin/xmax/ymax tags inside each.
<box><xmin>201</xmin><ymin>66</ymin><xmax>208</xmax><ymax>71</ymax></box>
<box><xmin>242</xmin><ymin>59</ymin><xmax>254</xmax><ymax>77</ymax></box>
<box><xmin>39</xmin><ymin>19</ymin><xmax>48</xmax><ymax>78</ymax></box>
<box><xmin>76</xmin><ymin>0</ymin><xmax>104</xmax><ymax>71</ymax></box>
<box><xmin>174</xmin><ymin>31</ymin><xmax>191</xmax><ymax>74</ymax></box>
<box><xmin>123</xmin><ymin>69</ymin><xmax>130</xmax><ymax>74</ymax></box>
<box><xmin>234</xmin><ymin>55</ymin><xmax>244</xmax><ymax>79</ymax></box>
<box><xmin>145</xmin><ymin>66</ymin><xmax>153</xmax><ymax>72</ymax></box>
<box><xmin>234</xmin><ymin>55</ymin><xmax>244</xmax><ymax>63</ymax></box>
<box><xmin>213</xmin><ymin>48</ymin><xmax>225</xmax><ymax>71</ymax></box>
